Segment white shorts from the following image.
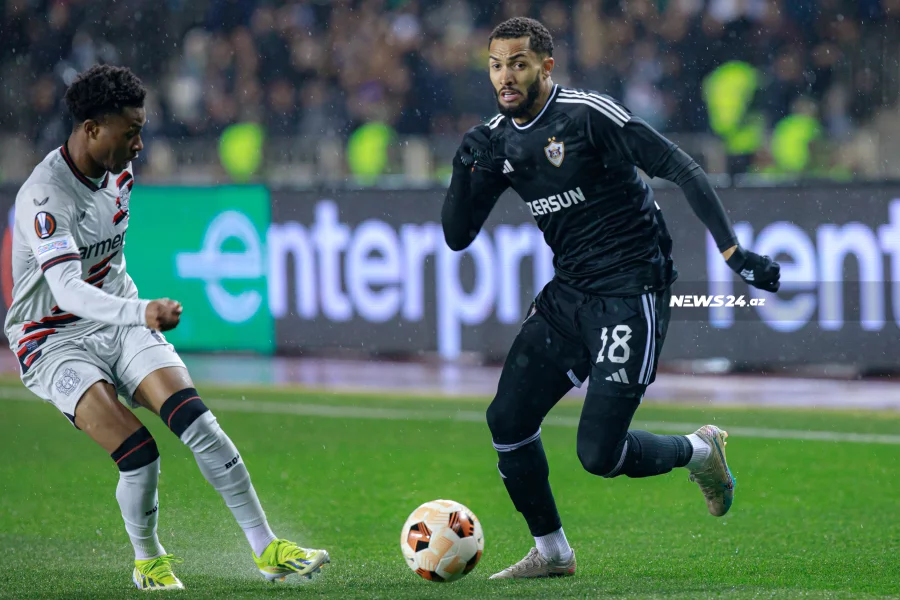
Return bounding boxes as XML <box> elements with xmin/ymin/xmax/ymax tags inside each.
<box><xmin>19</xmin><ymin>325</ymin><xmax>186</xmax><ymax>426</ymax></box>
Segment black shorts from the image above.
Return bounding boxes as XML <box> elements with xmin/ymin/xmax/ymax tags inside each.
<box><xmin>521</xmin><ymin>278</ymin><xmax>672</xmax><ymax>398</ymax></box>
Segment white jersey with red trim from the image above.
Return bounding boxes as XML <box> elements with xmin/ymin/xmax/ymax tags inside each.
<box><xmin>4</xmin><ymin>145</ymin><xmax>142</xmax><ymax>374</ymax></box>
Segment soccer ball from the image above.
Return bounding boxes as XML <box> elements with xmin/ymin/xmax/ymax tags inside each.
<box><xmin>400</xmin><ymin>499</ymin><xmax>484</xmax><ymax>582</ymax></box>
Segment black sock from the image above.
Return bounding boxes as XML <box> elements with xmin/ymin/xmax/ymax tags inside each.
<box><xmin>619</xmin><ymin>430</ymin><xmax>693</xmax><ymax>478</ymax></box>
<box><xmin>497</xmin><ymin>438</ymin><xmax>562</xmax><ymax>537</ymax></box>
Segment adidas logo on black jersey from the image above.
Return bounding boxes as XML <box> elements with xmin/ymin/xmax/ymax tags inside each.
<box><xmin>527</xmin><ymin>187</ymin><xmax>586</xmax><ymax>216</ymax></box>
<box><xmin>502</xmin><ymin>159</ymin><xmax>514</xmax><ymax>174</ymax></box>
<box><xmin>605</xmin><ymin>368</ymin><xmax>630</xmax><ymax>384</ymax></box>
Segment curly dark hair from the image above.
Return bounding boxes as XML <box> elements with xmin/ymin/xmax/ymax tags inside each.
<box><xmin>489</xmin><ymin>17</ymin><xmax>554</xmax><ymax>57</ymax></box>
<box><xmin>64</xmin><ymin>64</ymin><xmax>146</xmax><ymax>123</ymax></box>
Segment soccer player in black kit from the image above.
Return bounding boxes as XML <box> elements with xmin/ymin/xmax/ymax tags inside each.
<box><xmin>441</xmin><ymin>18</ymin><xmax>781</xmax><ymax>579</ymax></box>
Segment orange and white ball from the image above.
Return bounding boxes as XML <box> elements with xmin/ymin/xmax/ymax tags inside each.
<box><xmin>400</xmin><ymin>499</ymin><xmax>484</xmax><ymax>582</ymax></box>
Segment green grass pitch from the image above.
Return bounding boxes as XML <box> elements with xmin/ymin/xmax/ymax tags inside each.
<box><xmin>1</xmin><ymin>377</ymin><xmax>899</xmax><ymax>599</ymax></box>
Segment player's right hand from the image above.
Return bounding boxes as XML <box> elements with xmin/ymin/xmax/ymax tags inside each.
<box><xmin>454</xmin><ymin>125</ymin><xmax>494</xmax><ymax>172</ymax></box>
<box><xmin>146</xmin><ymin>298</ymin><xmax>182</xmax><ymax>331</ymax></box>
<box><xmin>725</xmin><ymin>246</ymin><xmax>781</xmax><ymax>292</ymax></box>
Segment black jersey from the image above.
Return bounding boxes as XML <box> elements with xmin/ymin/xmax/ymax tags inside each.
<box><xmin>479</xmin><ymin>84</ymin><xmax>681</xmax><ymax>296</ymax></box>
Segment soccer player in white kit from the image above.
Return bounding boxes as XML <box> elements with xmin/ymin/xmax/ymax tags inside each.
<box><xmin>5</xmin><ymin>65</ymin><xmax>330</xmax><ymax>591</ymax></box>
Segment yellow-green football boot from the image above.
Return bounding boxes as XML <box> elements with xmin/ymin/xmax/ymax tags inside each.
<box><xmin>253</xmin><ymin>539</ymin><xmax>330</xmax><ymax>582</ymax></box>
<box><xmin>132</xmin><ymin>554</ymin><xmax>184</xmax><ymax>591</ymax></box>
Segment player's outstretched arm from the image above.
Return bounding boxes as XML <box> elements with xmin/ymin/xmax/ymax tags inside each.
<box><xmin>42</xmin><ymin>259</ymin><xmax>148</xmax><ymax>325</ymax></box>
<box><xmin>441</xmin><ymin>125</ymin><xmax>508</xmax><ymax>251</ymax></box>
<box><xmin>595</xmin><ymin>115</ymin><xmax>780</xmax><ymax>293</ymax></box>
<box><xmin>43</xmin><ymin>261</ymin><xmax>181</xmax><ymax>330</ymax></box>
<box><xmin>650</xmin><ymin>147</ymin><xmax>781</xmax><ymax>293</ymax></box>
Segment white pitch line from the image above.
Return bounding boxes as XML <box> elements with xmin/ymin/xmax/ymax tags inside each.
<box><xmin>208</xmin><ymin>399</ymin><xmax>900</xmax><ymax>446</ymax></box>
<box><xmin>3</xmin><ymin>388</ymin><xmax>900</xmax><ymax>446</ymax></box>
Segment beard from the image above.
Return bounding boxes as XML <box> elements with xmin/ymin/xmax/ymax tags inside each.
<box><xmin>496</xmin><ymin>77</ymin><xmax>541</xmax><ymax>120</ymax></box>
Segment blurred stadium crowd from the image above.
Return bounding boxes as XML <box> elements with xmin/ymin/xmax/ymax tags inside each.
<box><xmin>1</xmin><ymin>0</ymin><xmax>899</xmax><ymax>182</ymax></box>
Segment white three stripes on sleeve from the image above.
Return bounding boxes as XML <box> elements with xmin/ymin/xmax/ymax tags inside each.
<box><xmin>556</xmin><ymin>89</ymin><xmax>630</xmax><ymax>127</ymax></box>
<box><xmin>557</xmin><ymin>89</ymin><xmax>630</xmax><ymax>120</ymax></box>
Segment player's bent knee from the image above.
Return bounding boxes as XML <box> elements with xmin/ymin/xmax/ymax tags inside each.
<box><xmin>577</xmin><ymin>437</ymin><xmax>628</xmax><ymax>478</ymax></box>
<box><xmin>75</xmin><ymin>381</ymin><xmax>146</xmax><ymax>451</ymax></box>
<box><xmin>111</xmin><ymin>426</ymin><xmax>160</xmax><ymax>472</ymax></box>
<box><xmin>485</xmin><ymin>398</ymin><xmax>507</xmax><ymax>436</ymax></box>
<box><xmin>159</xmin><ymin>387</ymin><xmax>209</xmax><ymax>439</ymax></box>
<box><xmin>486</xmin><ymin>396</ymin><xmax>541</xmax><ymax>446</ymax></box>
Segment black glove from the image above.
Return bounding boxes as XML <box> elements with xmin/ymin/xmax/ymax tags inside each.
<box><xmin>726</xmin><ymin>246</ymin><xmax>781</xmax><ymax>292</ymax></box>
<box><xmin>454</xmin><ymin>125</ymin><xmax>494</xmax><ymax>172</ymax></box>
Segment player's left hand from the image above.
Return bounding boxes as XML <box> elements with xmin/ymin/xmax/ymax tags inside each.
<box><xmin>726</xmin><ymin>246</ymin><xmax>780</xmax><ymax>292</ymax></box>
<box><xmin>454</xmin><ymin>125</ymin><xmax>494</xmax><ymax>172</ymax></box>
